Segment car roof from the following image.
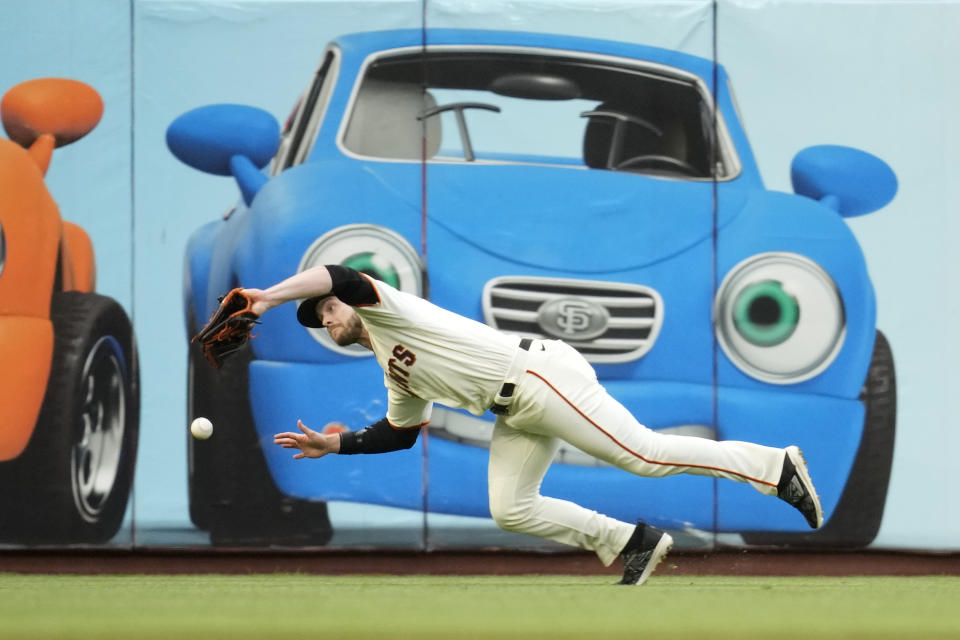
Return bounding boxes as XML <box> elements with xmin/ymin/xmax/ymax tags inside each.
<box><xmin>332</xmin><ymin>29</ymin><xmax>720</xmax><ymax>81</ymax></box>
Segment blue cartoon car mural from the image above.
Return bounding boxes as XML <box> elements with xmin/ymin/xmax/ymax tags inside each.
<box><xmin>168</xmin><ymin>29</ymin><xmax>896</xmax><ymax>547</ymax></box>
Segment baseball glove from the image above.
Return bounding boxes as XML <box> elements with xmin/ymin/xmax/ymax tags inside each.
<box><xmin>192</xmin><ymin>288</ymin><xmax>260</xmax><ymax>368</ymax></box>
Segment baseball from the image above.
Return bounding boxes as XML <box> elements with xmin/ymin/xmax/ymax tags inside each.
<box><xmin>190</xmin><ymin>417</ymin><xmax>213</xmax><ymax>440</ymax></box>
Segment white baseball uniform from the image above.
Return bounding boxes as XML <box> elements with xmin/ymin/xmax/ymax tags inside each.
<box><xmin>344</xmin><ymin>273</ymin><xmax>787</xmax><ymax>566</ymax></box>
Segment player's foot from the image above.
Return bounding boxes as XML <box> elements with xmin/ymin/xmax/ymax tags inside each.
<box><xmin>616</xmin><ymin>522</ymin><xmax>673</xmax><ymax>586</ymax></box>
<box><xmin>777</xmin><ymin>446</ymin><xmax>823</xmax><ymax>529</ymax></box>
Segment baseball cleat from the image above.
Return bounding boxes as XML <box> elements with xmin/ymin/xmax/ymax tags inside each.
<box><xmin>616</xmin><ymin>522</ymin><xmax>673</xmax><ymax>586</ymax></box>
<box><xmin>777</xmin><ymin>446</ymin><xmax>823</xmax><ymax>529</ymax></box>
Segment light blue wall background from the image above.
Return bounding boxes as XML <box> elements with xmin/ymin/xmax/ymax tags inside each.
<box><xmin>1</xmin><ymin>0</ymin><xmax>956</xmax><ymax>549</ymax></box>
<box><xmin>133</xmin><ymin>0</ymin><xmax>427</xmax><ymax>531</ymax></box>
<box><xmin>0</xmin><ymin>0</ymin><xmax>132</xmax><ymax>310</ymax></box>
<box><xmin>716</xmin><ymin>1</ymin><xmax>960</xmax><ymax>549</ymax></box>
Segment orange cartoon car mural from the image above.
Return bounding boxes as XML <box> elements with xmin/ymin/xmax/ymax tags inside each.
<box><xmin>0</xmin><ymin>79</ymin><xmax>139</xmax><ymax>544</ymax></box>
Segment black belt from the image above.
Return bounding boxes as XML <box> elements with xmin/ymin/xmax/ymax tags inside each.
<box><xmin>491</xmin><ymin>338</ymin><xmax>535</xmax><ymax>415</ymax></box>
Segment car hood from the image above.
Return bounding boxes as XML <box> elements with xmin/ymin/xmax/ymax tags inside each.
<box><xmin>425</xmin><ymin>164</ymin><xmax>739</xmax><ymax>273</ymax></box>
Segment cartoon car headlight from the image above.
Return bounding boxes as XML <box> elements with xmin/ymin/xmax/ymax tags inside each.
<box><xmin>298</xmin><ymin>223</ymin><xmax>424</xmax><ymax>355</ymax></box>
<box><xmin>715</xmin><ymin>252</ymin><xmax>845</xmax><ymax>384</ymax></box>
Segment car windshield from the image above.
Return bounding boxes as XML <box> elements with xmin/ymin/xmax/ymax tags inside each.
<box><xmin>342</xmin><ymin>49</ymin><xmax>734</xmax><ymax>179</ymax></box>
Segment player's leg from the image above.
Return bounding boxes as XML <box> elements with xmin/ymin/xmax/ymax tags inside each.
<box><xmin>514</xmin><ymin>341</ymin><xmax>783</xmax><ymax>494</ymax></box>
<box><xmin>512</xmin><ymin>341</ymin><xmax>821</xmax><ymax>527</ymax></box>
<box><xmin>487</xmin><ymin>420</ymin><xmax>634</xmax><ymax>566</ymax></box>
<box><xmin>549</xmin><ymin>380</ymin><xmax>822</xmax><ymax>527</ymax></box>
<box><xmin>515</xmin><ymin>384</ymin><xmax>780</xmax><ymax>493</ymax></box>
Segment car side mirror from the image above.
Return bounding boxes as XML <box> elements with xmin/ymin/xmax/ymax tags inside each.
<box><xmin>166</xmin><ymin>104</ymin><xmax>280</xmax><ymax>206</ymax></box>
<box><xmin>1</xmin><ymin>78</ymin><xmax>103</xmax><ymax>175</ymax></box>
<box><xmin>791</xmin><ymin>145</ymin><xmax>897</xmax><ymax>217</ymax></box>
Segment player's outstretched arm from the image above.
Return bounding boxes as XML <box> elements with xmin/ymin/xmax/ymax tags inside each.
<box><xmin>276</xmin><ymin>417</ymin><xmax>422</xmax><ymax>459</ymax></box>
<box><xmin>242</xmin><ymin>265</ymin><xmax>334</xmax><ymax>317</ymax></box>
<box><xmin>273</xmin><ymin>419</ymin><xmax>342</xmax><ymax>459</ymax></box>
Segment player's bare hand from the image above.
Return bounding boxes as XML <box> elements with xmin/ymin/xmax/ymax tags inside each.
<box><xmin>240</xmin><ymin>288</ymin><xmax>272</xmax><ymax>317</ymax></box>
<box><xmin>273</xmin><ymin>419</ymin><xmax>341</xmax><ymax>459</ymax></box>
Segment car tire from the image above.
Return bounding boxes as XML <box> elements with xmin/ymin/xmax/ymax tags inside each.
<box><xmin>741</xmin><ymin>330</ymin><xmax>896</xmax><ymax>548</ymax></box>
<box><xmin>186</xmin><ymin>332</ymin><xmax>217</xmax><ymax>531</ymax></box>
<box><xmin>187</xmin><ymin>309</ymin><xmax>333</xmax><ymax>546</ymax></box>
<box><xmin>0</xmin><ymin>292</ymin><xmax>139</xmax><ymax>544</ymax></box>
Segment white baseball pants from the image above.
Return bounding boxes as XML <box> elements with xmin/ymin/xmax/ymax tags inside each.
<box><xmin>487</xmin><ymin>339</ymin><xmax>786</xmax><ymax>566</ymax></box>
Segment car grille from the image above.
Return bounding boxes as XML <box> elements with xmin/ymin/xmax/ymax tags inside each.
<box><xmin>483</xmin><ymin>276</ymin><xmax>663</xmax><ymax>363</ymax></box>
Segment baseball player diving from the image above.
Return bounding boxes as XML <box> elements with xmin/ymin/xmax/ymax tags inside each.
<box><xmin>203</xmin><ymin>264</ymin><xmax>823</xmax><ymax>586</ymax></box>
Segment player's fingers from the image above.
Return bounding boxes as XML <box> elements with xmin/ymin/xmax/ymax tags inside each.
<box><xmin>293</xmin><ymin>452</ymin><xmax>305</xmax><ymax>459</ymax></box>
<box><xmin>297</xmin><ymin>419</ymin><xmax>313</xmax><ymax>434</ymax></box>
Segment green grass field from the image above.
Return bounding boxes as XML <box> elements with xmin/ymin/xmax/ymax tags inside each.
<box><xmin>1</xmin><ymin>574</ymin><xmax>958</xmax><ymax>639</ymax></box>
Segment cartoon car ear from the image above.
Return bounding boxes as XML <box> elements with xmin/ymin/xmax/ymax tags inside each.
<box><xmin>1</xmin><ymin>78</ymin><xmax>103</xmax><ymax>174</ymax></box>
<box><xmin>167</xmin><ymin>104</ymin><xmax>280</xmax><ymax>206</ymax></box>
<box><xmin>791</xmin><ymin>145</ymin><xmax>897</xmax><ymax>217</ymax></box>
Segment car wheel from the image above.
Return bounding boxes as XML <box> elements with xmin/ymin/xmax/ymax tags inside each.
<box><xmin>187</xmin><ymin>308</ymin><xmax>333</xmax><ymax>546</ymax></box>
<box><xmin>741</xmin><ymin>330</ymin><xmax>896</xmax><ymax>548</ymax></box>
<box><xmin>0</xmin><ymin>292</ymin><xmax>139</xmax><ymax>544</ymax></box>
<box><xmin>186</xmin><ymin>333</ymin><xmax>217</xmax><ymax>531</ymax></box>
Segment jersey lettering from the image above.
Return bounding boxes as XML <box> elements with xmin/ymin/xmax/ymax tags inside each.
<box><xmin>391</xmin><ymin>344</ymin><xmax>416</xmax><ymax>366</ymax></box>
<box><xmin>387</xmin><ymin>344</ymin><xmax>417</xmax><ymax>392</ymax></box>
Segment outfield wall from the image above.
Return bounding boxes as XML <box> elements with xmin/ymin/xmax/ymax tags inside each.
<box><xmin>0</xmin><ymin>0</ymin><xmax>956</xmax><ymax>553</ymax></box>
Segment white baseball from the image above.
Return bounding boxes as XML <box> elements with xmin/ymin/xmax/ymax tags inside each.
<box><xmin>190</xmin><ymin>417</ymin><xmax>213</xmax><ymax>440</ymax></box>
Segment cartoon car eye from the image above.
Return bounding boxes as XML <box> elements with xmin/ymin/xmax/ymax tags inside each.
<box><xmin>297</xmin><ymin>223</ymin><xmax>424</xmax><ymax>355</ymax></box>
<box><xmin>733</xmin><ymin>280</ymin><xmax>799</xmax><ymax>346</ymax></box>
<box><xmin>714</xmin><ymin>252</ymin><xmax>845</xmax><ymax>384</ymax></box>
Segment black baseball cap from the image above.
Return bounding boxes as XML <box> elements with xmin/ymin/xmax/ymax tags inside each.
<box><xmin>296</xmin><ymin>294</ymin><xmax>332</xmax><ymax>328</ymax></box>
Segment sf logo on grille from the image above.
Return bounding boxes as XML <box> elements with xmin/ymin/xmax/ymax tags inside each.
<box><xmin>537</xmin><ymin>297</ymin><xmax>609</xmax><ymax>340</ymax></box>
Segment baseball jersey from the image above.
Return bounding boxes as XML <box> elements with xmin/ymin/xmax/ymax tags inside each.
<box><xmin>350</xmin><ymin>275</ymin><xmax>521</xmax><ymax>428</ymax></box>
